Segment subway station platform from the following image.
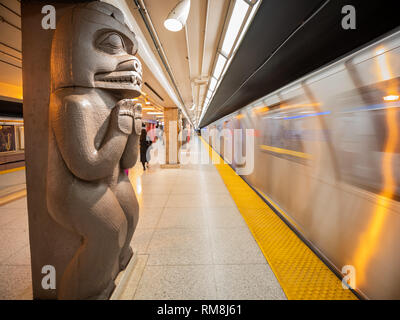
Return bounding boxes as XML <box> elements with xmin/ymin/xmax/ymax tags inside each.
<box><xmin>0</xmin><ymin>135</ymin><xmax>362</xmax><ymax>300</ymax></box>
<box><xmin>128</xmin><ymin>136</ymin><xmax>286</xmax><ymax>299</ymax></box>
<box><xmin>1</xmin><ymin>0</ymin><xmax>399</xmax><ymax>302</ymax></box>
<box><xmin>0</xmin><ymin>136</ymin><xmax>286</xmax><ymax>300</ymax></box>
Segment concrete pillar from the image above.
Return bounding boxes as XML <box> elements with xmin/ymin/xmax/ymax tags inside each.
<box><xmin>22</xmin><ymin>1</ymin><xmax>80</xmax><ymax>300</ymax></box>
<box><xmin>163</xmin><ymin>107</ymin><xmax>180</xmax><ymax>167</ymax></box>
<box><xmin>22</xmin><ymin>1</ymin><xmax>142</xmax><ymax>299</ymax></box>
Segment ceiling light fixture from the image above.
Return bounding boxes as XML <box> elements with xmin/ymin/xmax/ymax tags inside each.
<box><xmin>147</xmin><ymin>112</ymin><xmax>163</xmax><ymax>115</ymax></box>
<box><xmin>209</xmin><ymin>77</ymin><xmax>218</xmax><ymax>91</ymax></box>
<box><xmin>221</xmin><ymin>0</ymin><xmax>249</xmax><ymax>56</ymax></box>
<box><xmin>199</xmin><ymin>0</ymin><xmax>261</xmax><ymax>126</ymax></box>
<box><xmin>213</xmin><ymin>54</ymin><xmax>227</xmax><ymax>79</ymax></box>
<box><xmin>164</xmin><ymin>0</ymin><xmax>191</xmax><ymax>32</ymax></box>
<box><xmin>383</xmin><ymin>94</ymin><xmax>399</xmax><ymax>101</ymax></box>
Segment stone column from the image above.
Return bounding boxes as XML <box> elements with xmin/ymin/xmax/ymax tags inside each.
<box><xmin>22</xmin><ymin>1</ymin><xmax>80</xmax><ymax>300</ymax></box>
<box><xmin>22</xmin><ymin>1</ymin><xmax>142</xmax><ymax>299</ymax></box>
<box><xmin>162</xmin><ymin>107</ymin><xmax>180</xmax><ymax>167</ymax></box>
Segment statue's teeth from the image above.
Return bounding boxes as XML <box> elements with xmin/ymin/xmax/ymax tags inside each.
<box><xmin>99</xmin><ymin>75</ymin><xmax>140</xmax><ymax>84</ymax></box>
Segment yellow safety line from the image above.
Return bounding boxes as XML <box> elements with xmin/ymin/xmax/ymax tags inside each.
<box><xmin>260</xmin><ymin>144</ymin><xmax>312</xmax><ymax>160</ymax></box>
<box><xmin>0</xmin><ymin>189</ymin><xmax>26</xmax><ymax>206</ymax></box>
<box><xmin>254</xmin><ymin>186</ymin><xmax>303</xmax><ymax>232</ymax></box>
<box><xmin>0</xmin><ymin>166</ymin><xmax>25</xmax><ymax>175</ymax></box>
<box><xmin>201</xmin><ymin>137</ymin><xmax>357</xmax><ymax>300</ymax></box>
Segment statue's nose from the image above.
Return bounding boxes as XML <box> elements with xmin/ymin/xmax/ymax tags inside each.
<box><xmin>116</xmin><ymin>57</ymin><xmax>142</xmax><ymax>74</ymax></box>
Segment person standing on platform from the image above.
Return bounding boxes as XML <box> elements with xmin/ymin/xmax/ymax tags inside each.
<box><xmin>140</xmin><ymin>124</ymin><xmax>152</xmax><ymax>171</ymax></box>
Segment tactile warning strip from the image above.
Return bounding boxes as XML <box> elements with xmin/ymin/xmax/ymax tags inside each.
<box><xmin>201</xmin><ymin>137</ymin><xmax>357</xmax><ymax>300</ymax></box>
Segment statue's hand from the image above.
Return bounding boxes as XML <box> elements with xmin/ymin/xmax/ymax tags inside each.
<box><xmin>120</xmin><ymin>102</ymin><xmax>142</xmax><ymax>169</ymax></box>
<box><xmin>133</xmin><ymin>103</ymin><xmax>142</xmax><ymax>136</ymax></box>
<box><xmin>113</xmin><ymin>99</ymin><xmax>141</xmax><ymax>135</ymax></box>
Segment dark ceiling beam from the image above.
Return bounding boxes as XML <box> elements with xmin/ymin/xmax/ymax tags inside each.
<box><xmin>0</xmin><ymin>99</ymin><xmax>23</xmax><ymax>117</ymax></box>
<box><xmin>0</xmin><ymin>58</ymin><xmax>21</xmax><ymax>69</ymax></box>
<box><xmin>200</xmin><ymin>0</ymin><xmax>400</xmax><ymax>127</ymax></box>
<box><xmin>0</xmin><ymin>49</ymin><xmax>22</xmax><ymax>61</ymax></box>
<box><xmin>0</xmin><ymin>41</ymin><xmax>21</xmax><ymax>53</ymax></box>
<box><xmin>0</xmin><ymin>15</ymin><xmax>21</xmax><ymax>30</ymax></box>
<box><xmin>0</xmin><ymin>2</ymin><xmax>21</xmax><ymax>17</ymax></box>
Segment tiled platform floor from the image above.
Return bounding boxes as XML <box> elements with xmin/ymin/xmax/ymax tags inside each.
<box><xmin>0</xmin><ymin>136</ymin><xmax>286</xmax><ymax>300</ymax></box>
<box><xmin>0</xmin><ymin>197</ymin><xmax>31</xmax><ymax>299</ymax></box>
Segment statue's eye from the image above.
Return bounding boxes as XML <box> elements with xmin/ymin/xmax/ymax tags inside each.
<box><xmin>98</xmin><ymin>33</ymin><xmax>125</xmax><ymax>53</ymax></box>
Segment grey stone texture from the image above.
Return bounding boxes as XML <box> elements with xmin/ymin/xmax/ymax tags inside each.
<box><xmin>22</xmin><ymin>1</ymin><xmax>142</xmax><ymax>299</ymax></box>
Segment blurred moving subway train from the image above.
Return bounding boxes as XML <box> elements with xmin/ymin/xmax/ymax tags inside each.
<box><xmin>202</xmin><ymin>30</ymin><xmax>400</xmax><ymax>299</ymax></box>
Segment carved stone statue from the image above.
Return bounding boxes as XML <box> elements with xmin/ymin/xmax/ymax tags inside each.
<box><xmin>47</xmin><ymin>2</ymin><xmax>142</xmax><ymax>299</ymax></box>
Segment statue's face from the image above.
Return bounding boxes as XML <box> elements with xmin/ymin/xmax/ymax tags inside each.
<box><xmin>93</xmin><ymin>29</ymin><xmax>142</xmax><ymax>96</ymax></box>
<box><xmin>52</xmin><ymin>2</ymin><xmax>143</xmax><ymax>98</ymax></box>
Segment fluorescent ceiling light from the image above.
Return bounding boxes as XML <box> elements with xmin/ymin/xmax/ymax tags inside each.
<box><xmin>209</xmin><ymin>77</ymin><xmax>217</xmax><ymax>91</ymax></box>
<box><xmin>383</xmin><ymin>95</ymin><xmax>399</xmax><ymax>101</ymax></box>
<box><xmin>147</xmin><ymin>112</ymin><xmax>163</xmax><ymax>115</ymax></box>
<box><xmin>213</xmin><ymin>54</ymin><xmax>227</xmax><ymax>79</ymax></box>
<box><xmin>233</xmin><ymin>0</ymin><xmax>260</xmax><ymax>54</ymax></box>
<box><xmin>198</xmin><ymin>0</ymin><xmax>261</xmax><ymax>127</ymax></box>
<box><xmin>164</xmin><ymin>0</ymin><xmax>191</xmax><ymax>32</ymax></box>
<box><xmin>221</xmin><ymin>0</ymin><xmax>249</xmax><ymax>56</ymax></box>
<box><xmin>102</xmin><ymin>1</ymin><xmax>192</xmax><ymax>126</ymax></box>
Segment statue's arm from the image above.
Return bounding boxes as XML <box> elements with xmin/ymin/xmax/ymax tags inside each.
<box><xmin>51</xmin><ymin>95</ymin><xmax>130</xmax><ymax>181</ymax></box>
<box><xmin>120</xmin><ymin>133</ymin><xmax>139</xmax><ymax>169</ymax></box>
<box><xmin>120</xmin><ymin>104</ymin><xmax>142</xmax><ymax>169</ymax></box>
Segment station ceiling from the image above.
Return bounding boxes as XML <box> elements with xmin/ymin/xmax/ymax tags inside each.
<box><xmin>0</xmin><ymin>0</ymin><xmax>232</xmax><ymax>123</ymax></box>
<box><xmin>0</xmin><ymin>0</ymin><xmax>22</xmax><ymax>101</ymax></box>
<box><xmin>1</xmin><ymin>1</ymin><xmax>399</xmax><ymax>125</ymax></box>
<box><xmin>199</xmin><ymin>0</ymin><xmax>400</xmax><ymax>127</ymax></box>
<box><xmin>125</xmin><ymin>0</ymin><xmax>230</xmax><ymax>123</ymax></box>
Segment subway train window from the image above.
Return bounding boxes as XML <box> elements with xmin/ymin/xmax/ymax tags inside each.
<box><xmin>332</xmin><ymin>79</ymin><xmax>400</xmax><ymax>199</ymax></box>
<box><xmin>258</xmin><ymin>101</ymin><xmax>326</xmax><ymax>165</ymax></box>
<box><xmin>204</xmin><ymin>30</ymin><xmax>400</xmax><ymax>300</ymax></box>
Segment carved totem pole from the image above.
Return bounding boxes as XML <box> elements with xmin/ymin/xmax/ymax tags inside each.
<box><xmin>45</xmin><ymin>2</ymin><xmax>142</xmax><ymax>299</ymax></box>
